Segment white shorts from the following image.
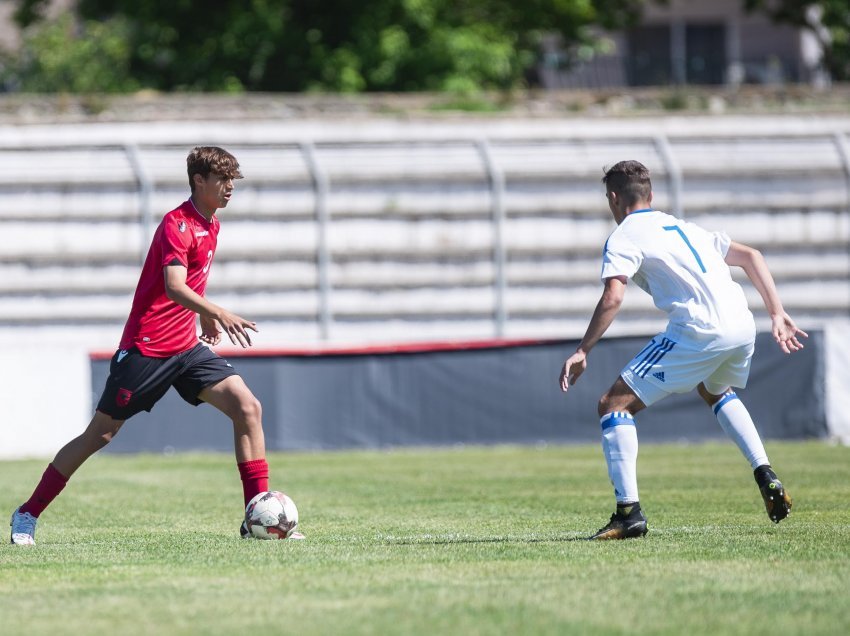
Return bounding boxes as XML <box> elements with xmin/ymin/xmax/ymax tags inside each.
<box><xmin>620</xmin><ymin>335</ymin><xmax>754</xmax><ymax>407</ymax></box>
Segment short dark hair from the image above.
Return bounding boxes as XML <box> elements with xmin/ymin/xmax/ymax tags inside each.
<box><xmin>602</xmin><ymin>160</ymin><xmax>652</xmax><ymax>206</ymax></box>
<box><xmin>187</xmin><ymin>146</ymin><xmax>243</xmax><ymax>192</ymax></box>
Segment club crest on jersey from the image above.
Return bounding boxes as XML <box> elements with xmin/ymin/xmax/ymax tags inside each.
<box><xmin>116</xmin><ymin>388</ymin><xmax>133</xmax><ymax>407</ymax></box>
<box><xmin>178</xmin><ymin>221</ymin><xmax>187</xmax><ymax>233</ymax></box>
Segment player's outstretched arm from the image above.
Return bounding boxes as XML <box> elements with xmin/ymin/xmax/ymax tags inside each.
<box><xmin>164</xmin><ymin>265</ymin><xmax>258</xmax><ymax>348</ymax></box>
<box><xmin>559</xmin><ymin>276</ymin><xmax>626</xmax><ymax>392</ymax></box>
<box><xmin>724</xmin><ymin>241</ymin><xmax>808</xmax><ymax>354</ymax></box>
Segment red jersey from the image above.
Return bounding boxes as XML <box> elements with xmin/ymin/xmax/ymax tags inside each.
<box><xmin>119</xmin><ymin>200</ymin><xmax>220</xmax><ymax>357</ymax></box>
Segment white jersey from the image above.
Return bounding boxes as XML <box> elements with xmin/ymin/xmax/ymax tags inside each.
<box><xmin>601</xmin><ymin>209</ymin><xmax>755</xmax><ymax>350</ymax></box>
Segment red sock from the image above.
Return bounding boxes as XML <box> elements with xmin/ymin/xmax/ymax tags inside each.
<box><xmin>20</xmin><ymin>463</ymin><xmax>69</xmax><ymax>518</ymax></box>
<box><xmin>237</xmin><ymin>459</ymin><xmax>269</xmax><ymax>506</ymax></box>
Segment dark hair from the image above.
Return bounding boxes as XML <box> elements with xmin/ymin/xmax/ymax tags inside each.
<box><xmin>187</xmin><ymin>146</ymin><xmax>243</xmax><ymax>192</ymax></box>
<box><xmin>602</xmin><ymin>160</ymin><xmax>652</xmax><ymax>206</ymax></box>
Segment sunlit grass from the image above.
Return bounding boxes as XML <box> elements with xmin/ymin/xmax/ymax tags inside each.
<box><xmin>1</xmin><ymin>441</ymin><xmax>848</xmax><ymax>635</ymax></box>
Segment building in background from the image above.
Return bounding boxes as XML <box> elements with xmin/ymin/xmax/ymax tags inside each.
<box><xmin>2</xmin><ymin>0</ymin><xmax>831</xmax><ymax>94</ymax></box>
<box><xmin>541</xmin><ymin>0</ymin><xmax>827</xmax><ymax>90</ymax></box>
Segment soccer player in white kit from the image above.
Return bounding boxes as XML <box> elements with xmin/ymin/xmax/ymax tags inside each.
<box><xmin>559</xmin><ymin>160</ymin><xmax>808</xmax><ymax>540</ymax></box>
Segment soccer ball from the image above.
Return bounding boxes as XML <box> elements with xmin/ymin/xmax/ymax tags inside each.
<box><xmin>245</xmin><ymin>491</ymin><xmax>299</xmax><ymax>540</ymax></box>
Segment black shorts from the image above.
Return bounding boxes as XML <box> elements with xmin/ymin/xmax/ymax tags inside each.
<box><xmin>96</xmin><ymin>343</ymin><xmax>239</xmax><ymax>420</ymax></box>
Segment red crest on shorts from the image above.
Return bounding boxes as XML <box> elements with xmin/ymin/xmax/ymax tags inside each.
<box><xmin>116</xmin><ymin>388</ymin><xmax>133</xmax><ymax>407</ymax></box>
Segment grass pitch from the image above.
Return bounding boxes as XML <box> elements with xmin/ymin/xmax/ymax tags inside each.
<box><xmin>1</xmin><ymin>441</ymin><xmax>848</xmax><ymax>635</ymax></box>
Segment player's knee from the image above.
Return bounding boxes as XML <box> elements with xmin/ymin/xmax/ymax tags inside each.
<box><xmin>236</xmin><ymin>395</ymin><xmax>262</xmax><ymax>427</ymax></box>
<box><xmin>86</xmin><ymin>427</ymin><xmax>118</xmax><ymax>451</ymax></box>
<box><xmin>698</xmin><ymin>382</ymin><xmax>732</xmax><ymax>406</ymax></box>
<box><xmin>85</xmin><ymin>416</ymin><xmax>123</xmax><ymax>450</ymax></box>
<box><xmin>597</xmin><ymin>389</ymin><xmax>642</xmax><ymax>418</ymax></box>
<box><xmin>97</xmin><ymin>431</ymin><xmax>116</xmax><ymax>447</ymax></box>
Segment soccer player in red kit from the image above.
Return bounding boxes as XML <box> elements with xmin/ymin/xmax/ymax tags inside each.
<box><xmin>10</xmin><ymin>146</ymin><xmax>302</xmax><ymax>544</ymax></box>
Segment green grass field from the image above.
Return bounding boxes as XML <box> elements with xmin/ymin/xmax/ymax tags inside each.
<box><xmin>1</xmin><ymin>441</ymin><xmax>848</xmax><ymax>635</ymax></box>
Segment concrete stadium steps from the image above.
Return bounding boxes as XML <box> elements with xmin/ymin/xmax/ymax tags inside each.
<box><xmin>2</xmin><ymin>191</ymin><xmax>846</xmax><ymax>231</ymax></box>
<box><xmin>1</xmin><ymin>276</ymin><xmax>846</xmax><ymax>326</ymax></box>
<box><xmin>671</xmin><ymin>136</ymin><xmax>847</xmax><ymax>172</ymax></box>
<box><xmin>0</xmin><ymin>187</ymin><xmax>319</xmax><ymax>221</ymax></box>
<box><xmin>2</xmin><ymin>244</ymin><xmax>846</xmax><ymax>297</ymax></box>
<box><xmin>5</xmin><ymin>208</ymin><xmax>848</xmax><ymax>263</ymax></box>
<box><xmin>0</xmin><ymin>147</ymin><xmax>138</xmax><ymax>185</ymax></box>
<box><xmin>2</xmin><ymin>130</ymin><xmax>847</xmax><ymax>222</ymax></box>
<box><xmin>0</xmin><ymin>125</ymin><xmax>846</xmax><ymax>198</ymax></box>
<box><xmin>680</xmin><ymin>177</ymin><xmax>848</xmax><ymax>210</ymax></box>
<box><xmin>0</xmin><ymin>249</ymin><xmax>850</xmax><ymax>298</ymax></box>
<box><xmin>1</xmin><ymin>117</ymin><xmax>848</xmax><ymax>340</ymax></box>
<box><xmin>687</xmin><ymin>210</ymin><xmax>850</xmax><ymax>246</ymax></box>
<box><xmin>0</xmin><ymin>221</ymin><xmax>146</xmax><ymax>262</ymax></box>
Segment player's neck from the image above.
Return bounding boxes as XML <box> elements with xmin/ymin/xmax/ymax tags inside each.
<box><xmin>189</xmin><ymin>196</ymin><xmax>216</xmax><ymax>221</ymax></box>
<box><xmin>623</xmin><ymin>203</ymin><xmax>654</xmax><ymax>217</ymax></box>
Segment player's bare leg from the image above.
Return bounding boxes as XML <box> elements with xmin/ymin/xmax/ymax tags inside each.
<box><xmin>11</xmin><ymin>411</ymin><xmax>125</xmax><ymax>545</ymax></box>
<box><xmin>598</xmin><ymin>376</ymin><xmax>646</xmax><ymax>417</ymax></box>
<box><xmin>198</xmin><ymin>375</ymin><xmax>294</xmax><ymax>538</ymax></box>
<box><xmin>199</xmin><ymin>375</ymin><xmax>265</xmax><ymax>463</ymax></box>
<box><xmin>590</xmin><ymin>377</ymin><xmax>649</xmax><ymax>540</ymax></box>
<box><xmin>698</xmin><ymin>383</ymin><xmax>791</xmax><ymax>523</ymax></box>
<box><xmin>53</xmin><ymin>411</ymin><xmax>126</xmax><ymax>478</ymax></box>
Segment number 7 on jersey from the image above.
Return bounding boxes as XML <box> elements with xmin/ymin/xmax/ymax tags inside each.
<box><xmin>663</xmin><ymin>225</ymin><xmax>707</xmax><ymax>273</ymax></box>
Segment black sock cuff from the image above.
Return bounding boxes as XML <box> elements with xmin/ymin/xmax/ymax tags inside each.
<box><xmin>754</xmin><ymin>464</ymin><xmax>777</xmax><ymax>488</ymax></box>
<box><xmin>616</xmin><ymin>502</ymin><xmax>641</xmax><ymax>516</ymax></box>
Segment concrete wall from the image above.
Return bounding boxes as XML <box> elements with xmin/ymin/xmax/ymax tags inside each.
<box><xmin>88</xmin><ymin>332</ymin><xmax>827</xmax><ymax>455</ymax></box>
<box><xmin>2</xmin><ymin>324</ymin><xmax>845</xmax><ymax>460</ymax></box>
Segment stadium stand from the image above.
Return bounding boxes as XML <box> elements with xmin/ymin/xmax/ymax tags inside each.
<box><xmin>0</xmin><ymin>116</ymin><xmax>848</xmax><ymax>344</ymax></box>
<box><xmin>2</xmin><ymin>114</ymin><xmax>850</xmax><ymax>456</ymax></box>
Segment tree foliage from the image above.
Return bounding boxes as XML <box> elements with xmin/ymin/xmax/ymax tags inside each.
<box><xmin>744</xmin><ymin>0</ymin><xmax>850</xmax><ymax>81</ymax></box>
<box><xmin>7</xmin><ymin>0</ymin><xmax>645</xmax><ymax>93</ymax></box>
<box><xmin>1</xmin><ymin>12</ymin><xmax>139</xmax><ymax>93</ymax></box>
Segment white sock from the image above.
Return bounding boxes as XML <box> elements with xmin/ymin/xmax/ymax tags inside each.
<box><xmin>713</xmin><ymin>393</ymin><xmax>769</xmax><ymax>469</ymax></box>
<box><xmin>600</xmin><ymin>411</ymin><xmax>639</xmax><ymax>503</ymax></box>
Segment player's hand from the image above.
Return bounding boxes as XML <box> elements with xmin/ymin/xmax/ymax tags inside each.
<box><xmin>559</xmin><ymin>351</ymin><xmax>587</xmax><ymax>392</ymax></box>
<box><xmin>771</xmin><ymin>312</ymin><xmax>808</xmax><ymax>354</ymax></box>
<box><xmin>199</xmin><ymin>315</ymin><xmax>222</xmax><ymax>346</ymax></box>
<box><xmin>216</xmin><ymin>309</ymin><xmax>258</xmax><ymax>348</ymax></box>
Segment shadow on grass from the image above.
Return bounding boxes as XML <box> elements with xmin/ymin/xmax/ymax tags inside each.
<box><xmin>382</xmin><ymin>534</ymin><xmax>590</xmax><ymax>545</ymax></box>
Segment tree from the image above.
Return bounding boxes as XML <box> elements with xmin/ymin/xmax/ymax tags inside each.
<box><xmin>745</xmin><ymin>0</ymin><xmax>850</xmax><ymax>81</ymax></box>
<box><xmin>1</xmin><ymin>13</ymin><xmax>138</xmax><ymax>93</ymax></box>
<box><xmin>8</xmin><ymin>0</ymin><xmax>646</xmax><ymax>93</ymax></box>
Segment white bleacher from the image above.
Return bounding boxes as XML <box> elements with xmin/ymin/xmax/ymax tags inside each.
<box><xmin>1</xmin><ymin>115</ymin><xmax>849</xmax><ymax>344</ymax></box>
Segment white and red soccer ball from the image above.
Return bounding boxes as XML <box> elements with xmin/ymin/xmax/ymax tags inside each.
<box><xmin>244</xmin><ymin>491</ymin><xmax>299</xmax><ymax>540</ymax></box>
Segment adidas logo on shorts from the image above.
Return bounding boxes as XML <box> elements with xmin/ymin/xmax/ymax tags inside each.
<box><xmin>652</xmin><ymin>371</ymin><xmax>665</xmax><ymax>382</ymax></box>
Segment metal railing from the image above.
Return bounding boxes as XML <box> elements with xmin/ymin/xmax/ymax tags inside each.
<box><xmin>2</xmin><ymin>119</ymin><xmax>849</xmax><ymax>339</ymax></box>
